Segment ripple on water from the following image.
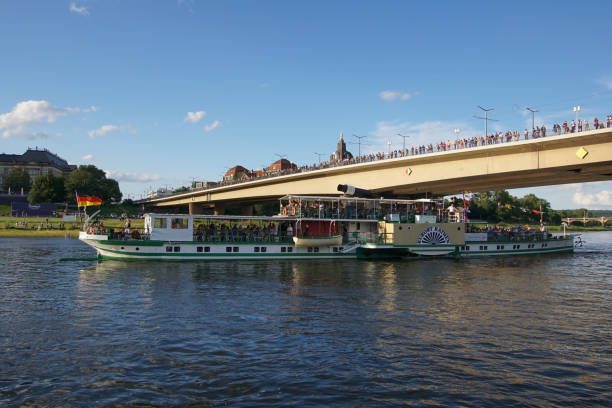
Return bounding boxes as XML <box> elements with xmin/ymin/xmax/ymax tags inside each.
<box><xmin>0</xmin><ymin>233</ymin><xmax>611</xmax><ymax>407</ymax></box>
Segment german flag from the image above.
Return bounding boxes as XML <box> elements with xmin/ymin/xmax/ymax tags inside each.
<box><xmin>77</xmin><ymin>195</ymin><xmax>102</xmax><ymax>207</ymax></box>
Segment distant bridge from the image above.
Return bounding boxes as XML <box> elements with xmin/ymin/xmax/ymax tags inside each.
<box><xmin>564</xmin><ymin>217</ymin><xmax>610</xmax><ymax>226</ymax></box>
<box><xmin>141</xmin><ymin>128</ymin><xmax>612</xmax><ymax>214</ymax></box>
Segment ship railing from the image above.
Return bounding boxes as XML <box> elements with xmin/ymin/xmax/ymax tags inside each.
<box><xmin>86</xmin><ymin>227</ymin><xmax>151</xmax><ymax>241</ymax></box>
<box><xmin>483</xmin><ymin>231</ymin><xmax>563</xmax><ymax>242</ymax></box>
<box><xmin>192</xmin><ymin>232</ymin><xmax>294</xmax><ymax>243</ymax></box>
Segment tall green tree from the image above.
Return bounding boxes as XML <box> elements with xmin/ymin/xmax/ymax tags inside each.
<box><xmin>65</xmin><ymin>165</ymin><xmax>122</xmax><ymax>203</ymax></box>
<box><xmin>2</xmin><ymin>167</ymin><xmax>31</xmax><ymax>192</ymax></box>
<box><xmin>28</xmin><ymin>174</ymin><xmax>66</xmax><ymax>203</ymax></box>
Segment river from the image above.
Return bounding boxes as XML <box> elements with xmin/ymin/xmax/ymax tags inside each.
<box><xmin>1</xmin><ymin>232</ymin><xmax>610</xmax><ymax>407</ymax></box>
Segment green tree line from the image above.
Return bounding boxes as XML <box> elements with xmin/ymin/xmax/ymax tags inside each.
<box><xmin>2</xmin><ymin>165</ymin><xmax>121</xmax><ymax>204</ymax></box>
<box><xmin>455</xmin><ymin>190</ymin><xmax>603</xmax><ymax>225</ymax></box>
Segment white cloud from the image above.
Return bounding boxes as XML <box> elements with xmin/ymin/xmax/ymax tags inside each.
<box><xmin>596</xmin><ymin>76</ymin><xmax>612</xmax><ymax>90</ymax></box>
<box><xmin>204</xmin><ymin>120</ymin><xmax>220</xmax><ymax>132</ymax></box>
<box><xmin>88</xmin><ymin>124</ymin><xmax>119</xmax><ymax>138</ymax></box>
<box><xmin>0</xmin><ymin>100</ymin><xmax>76</xmax><ymax>139</ymax></box>
<box><xmin>572</xmin><ymin>185</ymin><xmax>612</xmax><ymax>207</ymax></box>
<box><xmin>105</xmin><ymin>170</ymin><xmax>161</xmax><ymax>183</ymax></box>
<box><xmin>69</xmin><ymin>2</ymin><xmax>89</xmax><ymax>16</ymax></box>
<box><xmin>184</xmin><ymin>111</ymin><xmax>206</xmax><ymax>123</ymax></box>
<box><xmin>83</xmin><ymin>154</ymin><xmax>93</xmax><ymax>161</ymax></box>
<box><xmin>379</xmin><ymin>90</ymin><xmax>418</xmax><ymax>102</ymax></box>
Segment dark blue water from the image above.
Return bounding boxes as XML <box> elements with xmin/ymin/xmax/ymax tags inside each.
<box><xmin>1</xmin><ymin>232</ymin><xmax>611</xmax><ymax>407</ymax></box>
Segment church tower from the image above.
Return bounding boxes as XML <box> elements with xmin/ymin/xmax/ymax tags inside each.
<box><xmin>330</xmin><ymin>132</ymin><xmax>353</xmax><ymax>162</ymax></box>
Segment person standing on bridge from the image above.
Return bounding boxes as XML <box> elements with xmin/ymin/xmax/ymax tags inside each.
<box><xmin>524</xmin><ymin>129</ymin><xmax>529</xmax><ymax>140</ymax></box>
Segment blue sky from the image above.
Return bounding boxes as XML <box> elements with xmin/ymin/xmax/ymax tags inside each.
<box><xmin>1</xmin><ymin>0</ymin><xmax>611</xmax><ymax>209</ymax></box>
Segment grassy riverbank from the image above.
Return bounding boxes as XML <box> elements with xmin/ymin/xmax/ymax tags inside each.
<box><xmin>0</xmin><ymin>216</ymin><xmax>144</xmax><ymax>238</ymax></box>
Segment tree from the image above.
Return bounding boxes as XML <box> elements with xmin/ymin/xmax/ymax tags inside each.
<box><xmin>28</xmin><ymin>174</ymin><xmax>66</xmax><ymax>203</ymax></box>
<box><xmin>65</xmin><ymin>165</ymin><xmax>122</xmax><ymax>203</ymax></box>
<box><xmin>3</xmin><ymin>167</ymin><xmax>31</xmax><ymax>192</ymax></box>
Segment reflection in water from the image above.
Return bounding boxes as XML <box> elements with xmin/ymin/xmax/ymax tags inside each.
<box><xmin>0</xmin><ymin>233</ymin><xmax>610</xmax><ymax>407</ymax></box>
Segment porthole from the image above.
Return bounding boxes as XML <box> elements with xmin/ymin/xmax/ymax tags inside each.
<box><xmin>135</xmin><ymin>247</ymin><xmax>139</xmax><ymax>251</ymax></box>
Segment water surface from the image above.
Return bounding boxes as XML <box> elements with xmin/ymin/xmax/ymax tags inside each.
<box><xmin>1</xmin><ymin>232</ymin><xmax>610</xmax><ymax>407</ymax></box>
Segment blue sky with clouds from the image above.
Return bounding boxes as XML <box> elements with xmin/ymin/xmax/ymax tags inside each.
<box><xmin>1</xmin><ymin>1</ymin><xmax>611</xmax><ymax>208</ymax></box>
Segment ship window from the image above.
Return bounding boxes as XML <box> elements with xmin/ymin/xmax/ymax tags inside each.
<box><xmin>136</xmin><ymin>247</ymin><xmax>139</xmax><ymax>251</ymax></box>
<box><xmin>171</xmin><ymin>218</ymin><xmax>188</xmax><ymax>229</ymax></box>
<box><xmin>314</xmin><ymin>247</ymin><xmax>319</xmax><ymax>253</ymax></box>
<box><xmin>281</xmin><ymin>247</ymin><xmax>286</xmax><ymax>253</ymax></box>
<box><xmin>226</xmin><ymin>246</ymin><xmax>232</xmax><ymax>252</ymax></box>
<box><xmin>154</xmin><ymin>218</ymin><xmax>168</xmax><ymax>229</ymax></box>
<box><xmin>121</xmin><ymin>246</ymin><xmax>125</xmax><ymax>250</ymax></box>
<box><xmin>197</xmin><ymin>246</ymin><xmax>203</xmax><ymax>252</ymax></box>
<box><xmin>205</xmin><ymin>246</ymin><xmax>210</xmax><ymax>252</ymax></box>
<box><xmin>254</xmin><ymin>247</ymin><xmax>260</xmax><ymax>252</ymax></box>
<box><xmin>479</xmin><ymin>246</ymin><xmax>483</xmax><ymax>250</ymax></box>
<box><xmin>287</xmin><ymin>247</ymin><xmax>293</xmax><ymax>253</ymax></box>
<box><xmin>174</xmin><ymin>246</ymin><xmax>180</xmax><ymax>252</ymax></box>
<box><xmin>308</xmin><ymin>247</ymin><xmax>313</xmax><ymax>253</ymax></box>
<box><xmin>333</xmin><ymin>247</ymin><xmax>338</xmax><ymax>252</ymax></box>
<box><xmin>500</xmin><ymin>245</ymin><xmax>504</xmax><ymax>250</ymax></box>
<box><xmin>166</xmin><ymin>246</ymin><xmax>172</xmax><ymax>252</ymax></box>
<box><xmin>466</xmin><ymin>246</ymin><xmax>470</xmax><ymax>250</ymax></box>
<box><xmin>261</xmin><ymin>247</ymin><xmax>267</xmax><ymax>253</ymax></box>
<box><xmin>233</xmin><ymin>247</ymin><xmax>239</xmax><ymax>252</ymax></box>
<box><xmin>517</xmin><ymin>245</ymin><xmax>520</xmax><ymax>249</ymax></box>
<box><xmin>339</xmin><ymin>247</ymin><xmax>344</xmax><ymax>251</ymax></box>
<box><xmin>484</xmin><ymin>246</ymin><xmax>488</xmax><ymax>250</ymax></box>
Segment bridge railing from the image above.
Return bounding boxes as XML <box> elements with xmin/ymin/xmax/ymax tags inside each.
<box><xmin>180</xmin><ymin>121</ymin><xmax>612</xmax><ymax>193</ymax></box>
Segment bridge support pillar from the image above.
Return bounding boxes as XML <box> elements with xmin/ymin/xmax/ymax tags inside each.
<box><xmin>189</xmin><ymin>202</ymin><xmax>206</xmax><ymax>215</ymax></box>
<box><xmin>213</xmin><ymin>203</ymin><xmax>226</xmax><ymax>215</ymax></box>
<box><xmin>240</xmin><ymin>205</ymin><xmax>253</xmax><ymax>216</ymax></box>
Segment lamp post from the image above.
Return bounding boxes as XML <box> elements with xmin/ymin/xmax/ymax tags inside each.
<box><xmin>352</xmin><ymin>134</ymin><xmax>368</xmax><ymax>158</ymax></box>
<box><xmin>526</xmin><ymin>107</ymin><xmax>538</xmax><ymax>131</ymax></box>
<box><xmin>475</xmin><ymin>106</ymin><xmax>497</xmax><ymax>137</ymax></box>
<box><xmin>454</xmin><ymin>128</ymin><xmax>460</xmax><ymax>150</ymax></box>
<box><xmin>314</xmin><ymin>152</ymin><xmax>324</xmax><ymax>163</ymax></box>
<box><xmin>397</xmin><ymin>133</ymin><xmax>409</xmax><ymax>154</ymax></box>
<box><xmin>573</xmin><ymin>106</ymin><xmax>581</xmax><ymax>123</ymax></box>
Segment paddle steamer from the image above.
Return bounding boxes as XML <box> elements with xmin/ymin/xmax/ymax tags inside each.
<box><xmin>79</xmin><ymin>189</ymin><xmax>575</xmax><ymax>261</ymax></box>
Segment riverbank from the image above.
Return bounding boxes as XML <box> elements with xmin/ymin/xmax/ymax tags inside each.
<box><xmin>0</xmin><ymin>216</ymin><xmax>145</xmax><ymax>238</ymax></box>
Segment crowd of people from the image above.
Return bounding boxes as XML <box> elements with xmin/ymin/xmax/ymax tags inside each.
<box><xmin>465</xmin><ymin>223</ymin><xmax>557</xmax><ymax>242</ymax></box>
<box><xmin>203</xmin><ymin>114</ymin><xmax>612</xmax><ymax>190</ymax></box>
<box><xmin>193</xmin><ymin>222</ymin><xmax>293</xmax><ymax>242</ymax></box>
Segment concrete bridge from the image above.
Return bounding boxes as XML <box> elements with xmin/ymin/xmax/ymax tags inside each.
<box><xmin>143</xmin><ymin>128</ymin><xmax>612</xmax><ymax>214</ymax></box>
<box><xmin>565</xmin><ymin>217</ymin><xmax>610</xmax><ymax>227</ymax></box>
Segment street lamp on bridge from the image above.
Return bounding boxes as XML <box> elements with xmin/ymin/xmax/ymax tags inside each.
<box><xmin>573</xmin><ymin>105</ymin><xmax>581</xmax><ymax>123</ymax></box>
<box><xmin>397</xmin><ymin>133</ymin><xmax>409</xmax><ymax>153</ymax></box>
<box><xmin>526</xmin><ymin>107</ymin><xmax>538</xmax><ymax>131</ymax></box>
